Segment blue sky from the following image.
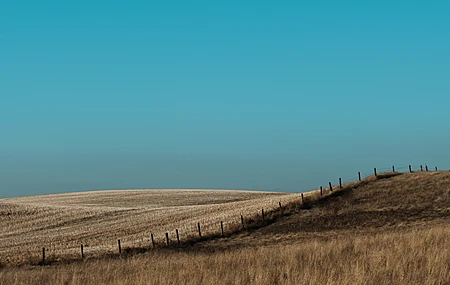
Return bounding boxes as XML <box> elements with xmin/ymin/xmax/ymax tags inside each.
<box><xmin>1</xmin><ymin>1</ymin><xmax>449</xmax><ymax>197</ymax></box>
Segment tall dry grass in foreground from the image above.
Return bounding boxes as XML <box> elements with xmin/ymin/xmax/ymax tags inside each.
<box><xmin>1</xmin><ymin>224</ymin><xmax>449</xmax><ymax>285</ymax></box>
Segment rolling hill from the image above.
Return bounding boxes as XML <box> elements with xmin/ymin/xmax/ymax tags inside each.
<box><xmin>0</xmin><ymin>188</ymin><xmax>300</xmax><ymax>265</ymax></box>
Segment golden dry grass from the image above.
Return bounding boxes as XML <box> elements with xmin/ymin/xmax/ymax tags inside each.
<box><xmin>1</xmin><ymin>224</ymin><xmax>449</xmax><ymax>285</ymax></box>
<box><xmin>1</xmin><ymin>170</ymin><xmax>450</xmax><ymax>284</ymax></box>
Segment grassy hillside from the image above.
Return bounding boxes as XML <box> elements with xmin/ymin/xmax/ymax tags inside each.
<box><xmin>203</xmin><ymin>171</ymin><xmax>450</xmax><ymax>250</ymax></box>
<box><xmin>1</xmin><ymin>171</ymin><xmax>450</xmax><ymax>284</ymax></box>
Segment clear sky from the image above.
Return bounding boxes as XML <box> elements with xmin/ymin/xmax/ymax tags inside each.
<box><xmin>1</xmin><ymin>1</ymin><xmax>449</xmax><ymax>198</ymax></box>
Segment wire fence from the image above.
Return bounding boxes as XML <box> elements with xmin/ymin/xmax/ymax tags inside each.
<box><xmin>313</xmin><ymin>164</ymin><xmax>439</xmax><ymax>191</ymax></box>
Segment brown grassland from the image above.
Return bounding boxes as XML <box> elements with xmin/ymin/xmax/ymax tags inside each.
<box><xmin>1</xmin><ymin>170</ymin><xmax>450</xmax><ymax>284</ymax></box>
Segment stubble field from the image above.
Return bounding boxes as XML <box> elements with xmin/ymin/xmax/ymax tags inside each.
<box><xmin>0</xmin><ymin>189</ymin><xmax>303</xmax><ymax>265</ymax></box>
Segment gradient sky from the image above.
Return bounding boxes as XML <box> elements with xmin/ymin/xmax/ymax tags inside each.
<box><xmin>1</xmin><ymin>1</ymin><xmax>449</xmax><ymax>198</ymax></box>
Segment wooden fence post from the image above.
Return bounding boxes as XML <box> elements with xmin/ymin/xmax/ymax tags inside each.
<box><xmin>118</xmin><ymin>240</ymin><xmax>121</xmax><ymax>254</ymax></box>
<box><xmin>329</xmin><ymin>182</ymin><xmax>333</xmax><ymax>192</ymax></box>
<box><xmin>279</xmin><ymin>202</ymin><xmax>283</xmax><ymax>214</ymax></box>
<box><xmin>151</xmin><ymin>234</ymin><xmax>155</xmax><ymax>248</ymax></box>
<box><xmin>81</xmin><ymin>244</ymin><xmax>84</xmax><ymax>259</ymax></box>
<box><xmin>409</xmin><ymin>165</ymin><xmax>412</xmax><ymax>173</ymax></box>
<box><xmin>320</xmin><ymin>186</ymin><xmax>323</xmax><ymax>197</ymax></box>
<box><xmin>358</xmin><ymin>172</ymin><xmax>361</xmax><ymax>181</ymax></box>
<box><xmin>197</xmin><ymin>222</ymin><xmax>202</xmax><ymax>238</ymax></box>
<box><xmin>420</xmin><ymin>165</ymin><xmax>423</xmax><ymax>172</ymax></box>
<box><xmin>42</xmin><ymin>247</ymin><xmax>45</xmax><ymax>265</ymax></box>
<box><xmin>241</xmin><ymin>215</ymin><xmax>244</xmax><ymax>228</ymax></box>
<box><xmin>165</xmin><ymin>232</ymin><xmax>169</xmax><ymax>246</ymax></box>
<box><xmin>301</xmin><ymin>193</ymin><xmax>304</xmax><ymax>203</ymax></box>
<box><xmin>261</xmin><ymin>209</ymin><xmax>265</xmax><ymax>221</ymax></box>
<box><xmin>220</xmin><ymin>221</ymin><xmax>224</xmax><ymax>236</ymax></box>
<box><xmin>339</xmin><ymin>178</ymin><xmax>342</xmax><ymax>189</ymax></box>
<box><xmin>176</xmin><ymin>229</ymin><xmax>180</xmax><ymax>244</ymax></box>
<box><xmin>425</xmin><ymin>165</ymin><xmax>429</xmax><ymax>172</ymax></box>
<box><xmin>374</xmin><ymin>168</ymin><xmax>377</xmax><ymax>177</ymax></box>
<box><xmin>392</xmin><ymin>165</ymin><xmax>395</xmax><ymax>172</ymax></box>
